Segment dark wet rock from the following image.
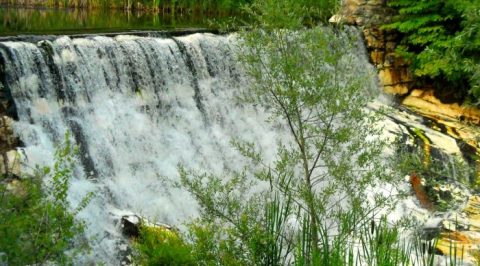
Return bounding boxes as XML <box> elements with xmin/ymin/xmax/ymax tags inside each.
<box><xmin>119</xmin><ymin>213</ymin><xmax>173</xmax><ymax>238</ymax></box>
<box><xmin>121</xmin><ymin>215</ymin><xmax>142</xmax><ymax>238</ymax></box>
<box><xmin>113</xmin><ymin>212</ymin><xmax>174</xmax><ymax>265</ymax></box>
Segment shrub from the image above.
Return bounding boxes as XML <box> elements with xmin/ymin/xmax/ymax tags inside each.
<box><xmin>384</xmin><ymin>0</ymin><xmax>480</xmax><ymax>105</ymax></box>
<box><xmin>133</xmin><ymin>226</ymin><xmax>195</xmax><ymax>266</ymax></box>
<box><xmin>0</xmin><ymin>132</ymin><xmax>91</xmax><ymax>265</ymax></box>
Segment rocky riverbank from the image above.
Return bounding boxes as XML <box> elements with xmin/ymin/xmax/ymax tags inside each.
<box><xmin>333</xmin><ymin>0</ymin><xmax>480</xmax><ymax>263</ymax></box>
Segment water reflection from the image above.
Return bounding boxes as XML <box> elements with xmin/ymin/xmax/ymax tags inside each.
<box><xmin>0</xmin><ymin>7</ymin><xmax>226</xmax><ymax>36</ymax></box>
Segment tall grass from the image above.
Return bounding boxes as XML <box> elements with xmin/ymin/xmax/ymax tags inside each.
<box><xmin>133</xmin><ymin>195</ymin><xmax>465</xmax><ymax>266</ymax></box>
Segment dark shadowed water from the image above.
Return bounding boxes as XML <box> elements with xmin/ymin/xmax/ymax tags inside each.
<box><xmin>0</xmin><ymin>7</ymin><xmax>232</xmax><ymax>36</ymax></box>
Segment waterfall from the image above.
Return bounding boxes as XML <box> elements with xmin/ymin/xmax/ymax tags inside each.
<box><xmin>0</xmin><ymin>29</ymin><xmax>423</xmax><ymax>263</ymax></box>
<box><xmin>0</xmin><ymin>32</ymin><xmax>291</xmax><ymax>263</ymax></box>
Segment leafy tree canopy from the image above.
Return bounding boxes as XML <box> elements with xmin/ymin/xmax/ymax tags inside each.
<box><xmin>384</xmin><ymin>0</ymin><xmax>480</xmax><ymax>105</ymax></box>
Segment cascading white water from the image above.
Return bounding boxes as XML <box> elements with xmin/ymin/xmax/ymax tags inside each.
<box><xmin>0</xmin><ymin>32</ymin><xmax>293</xmax><ymax>263</ymax></box>
<box><xmin>0</xmin><ymin>29</ymin><xmax>456</xmax><ymax>263</ymax></box>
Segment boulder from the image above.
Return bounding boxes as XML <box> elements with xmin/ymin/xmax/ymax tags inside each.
<box><xmin>121</xmin><ymin>215</ymin><xmax>142</xmax><ymax>238</ymax></box>
<box><xmin>119</xmin><ymin>213</ymin><xmax>173</xmax><ymax>238</ymax></box>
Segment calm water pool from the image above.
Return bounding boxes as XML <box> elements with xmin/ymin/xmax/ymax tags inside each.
<box><xmin>0</xmin><ymin>7</ymin><xmax>233</xmax><ymax>36</ymax></box>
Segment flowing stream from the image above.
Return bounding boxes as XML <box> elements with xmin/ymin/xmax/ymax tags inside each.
<box><xmin>0</xmin><ymin>29</ymin><xmax>474</xmax><ymax>263</ymax></box>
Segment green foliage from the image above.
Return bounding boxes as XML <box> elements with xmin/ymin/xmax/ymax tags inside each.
<box><xmin>133</xmin><ymin>226</ymin><xmax>195</xmax><ymax>266</ymax></box>
<box><xmin>0</xmin><ymin>132</ymin><xmax>91</xmax><ymax>265</ymax></box>
<box><xmin>173</xmin><ymin>0</ymin><xmax>407</xmax><ymax>264</ymax></box>
<box><xmin>357</xmin><ymin>217</ymin><xmax>411</xmax><ymax>266</ymax></box>
<box><xmin>242</xmin><ymin>0</ymin><xmax>339</xmax><ymax>28</ymax></box>
<box><xmin>384</xmin><ymin>0</ymin><xmax>480</xmax><ymax>104</ymax></box>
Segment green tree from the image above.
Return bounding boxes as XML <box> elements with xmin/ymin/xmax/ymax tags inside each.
<box><xmin>0</xmin><ymin>132</ymin><xmax>92</xmax><ymax>265</ymax></box>
<box><xmin>384</xmin><ymin>0</ymin><xmax>480</xmax><ymax>104</ymax></box>
<box><xmin>176</xmin><ymin>0</ymin><xmax>402</xmax><ymax>264</ymax></box>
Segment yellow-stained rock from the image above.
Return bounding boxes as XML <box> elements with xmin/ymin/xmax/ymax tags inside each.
<box><xmin>378</xmin><ymin>69</ymin><xmax>394</xmax><ymax>86</ymax></box>
<box><xmin>379</xmin><ymin>68</ymin><xmax>412</xmax><ymax>86</ymax></box>
<box><xmin>403</xmin><ymin>90</ymin><xmax>480</xmax><ymax>124</ymax></box>
<box><xmin>370</xmin><ymin>50</ymin><xmax>384</xmax><ymax>65</ymax></box>
<box><xmin>378</xmin><ymin>69</ymin><xmax>399</xmax><ymax>86</ymax></box>
<box><xmin>436</xmin><ymin>196</ymin><xmax>480</xmax><ymax>264</ymax></box>
<box><xmin>436</xmin><ymin>236</ymin><xmax>470</xmax><ymax>260</ymax></box>
<box><xmin>0</xmin><ymin>116</ymin><xmax>17</xmax><ymax>152</ymax></box>
<box><xmin>463</xmin><ymin>196</ymin><xmax>480</xmax><ymax>231</ymax></box>
<box><xmin>384</xmin><ymin>84</ymin><xmax>409</xmax><ymax>95</ymax></box>
<box><xmin>0</xmin><ymin>150</ymin><xmax>21</xmax><ymax>177</ymax></box>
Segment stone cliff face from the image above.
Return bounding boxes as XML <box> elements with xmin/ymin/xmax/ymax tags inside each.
<box><xmin>334</xmin><ymin>1</ymin><xmax>480</xmax><ymax>261</ymax></box>
<box><xmin>0</xmin><ymin>68</ymin><xmax>20</xmax><ymax>178</ymax></box>
<box><xmin>333</xmin><ymin>0</ymin><xmax>412</xmax><ymax>95</ymax></box>
<box><xmin>336</xmin><ymin>0</ymin><xmax>479</xmax><ymax>122</ymax></box>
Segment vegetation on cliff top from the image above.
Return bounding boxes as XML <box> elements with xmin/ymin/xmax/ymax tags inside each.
<box><xmin>385</xmin><ymin>0</ymin><xmax>480</xmax><ymax>105</ymax></box>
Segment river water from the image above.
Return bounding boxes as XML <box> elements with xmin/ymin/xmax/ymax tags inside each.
<box><xmin>0</xmin><ymin>7</ymin><xmax>229</xmax><ymax>36</ymax></box>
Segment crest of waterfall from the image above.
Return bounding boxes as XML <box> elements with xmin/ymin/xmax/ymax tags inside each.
<box><xmin>0</xmin><ymin>28</ymin><xmax>389</xmax><ymax>263</ymax></box>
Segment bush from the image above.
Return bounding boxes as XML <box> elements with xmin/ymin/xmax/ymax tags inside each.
<box><xmin>133</xmin><ymin>226</ymin><xmax>195</xmax><ymax>266</ymax></box>
<box><xmin>0</xmin><ymin>132</ymin><xmax>91</xmax><ymax>265</ymax></box>
<box><xmin>384</xmin><ymin>0</ymin><xmax>480</xmax><ymax>105</ymax></box>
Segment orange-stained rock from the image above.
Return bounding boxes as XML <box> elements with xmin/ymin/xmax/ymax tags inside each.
<box><xmin>440</xmin><ymin>231</ymin><xmax>472</xmax><ymax>242</ymax></box>
<box><xmin>410</xmin><ymin>173</ymin><xmax>434</xmax><ymax>210</ymax></box>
